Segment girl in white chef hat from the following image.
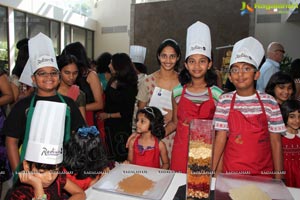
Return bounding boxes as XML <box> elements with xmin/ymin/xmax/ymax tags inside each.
<box><xmin>165</xmin><ymin>21</ymin><xmax>223</xmax><ymax>173</ymax></box>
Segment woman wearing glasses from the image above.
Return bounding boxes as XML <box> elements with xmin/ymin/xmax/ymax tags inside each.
<box><xmin>3</xmin><ymin>33</ymin><xmax>85</xmax><ymax>174</ymax></box>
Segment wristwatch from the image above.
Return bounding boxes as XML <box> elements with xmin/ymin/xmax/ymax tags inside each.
<box><xmin>32</xmin><ymin>194</ymin><xmax>47</xmax><ymax>200</ymax></box>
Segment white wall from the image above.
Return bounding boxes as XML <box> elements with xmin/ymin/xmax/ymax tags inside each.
<box><xmin>254</xmin><ymin>0</ymin><xmax>300</xmax><ymax>60</ymax></box>
<box><xmin>92</xmin><ymin>0</ymin><xmax>132</xmax><ymax>58</ymax></box>
<box><xmin>255</xmin><ymin>21</ymin><xmax>300</xmax><ymax>60</ymax></box>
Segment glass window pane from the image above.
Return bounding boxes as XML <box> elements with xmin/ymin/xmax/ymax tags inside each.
<box><xmin>72</xmin><ymin>26</ymin><xmax>86</xmax><ymax>47</ymax></box>
<box><xmin>64</xmin><ymin>24</ymin><xmax>71</xmax><ymax>47</ymax></box>
<box><xmin>51</xmin><ymin>21</ymin><xmax>60</xmax><ymax>55</ymax></box>
<box><xmin>28</xmin><ymin>14</ymin><xmax>50</xmax><ymax>38</ymax></box>
<box><xmin>14</xmin><ymin>11</ymin><xmax>27</xmax><ymax>46</ymax></box>
<box><xmin>86</xmin><ymin>30</ymin><xmax>93</xmax><ymax>59</ymax></box>
<box><xmin>0</xmin><ymin>6</ymin><xmax>8</xmax><ymax>71</ymax></box>
<box><xmin>14</xmin><ymin>10</ymin><xmax>27</xmax><ymax>59</ymax></box>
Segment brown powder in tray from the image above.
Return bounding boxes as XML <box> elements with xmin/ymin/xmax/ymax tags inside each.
<box><xmin>118</xmin><ymin>174</ymin><xmax>155</xmax><ymax>195</ymax></box>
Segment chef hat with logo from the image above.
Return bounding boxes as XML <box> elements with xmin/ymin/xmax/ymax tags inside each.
<box><xmin>130</xmin><ymin>45</ymin><xmax>147</xmax><ymax>64</ymax></box>
<box><xmin>25</xmin><ymin>101</ymin><xmax>66</xmax><ymax>165</ymax></box>
<box><xmin>229</xmin><ymin>36</ymin><xmax>264</xmax><ymax>69</ymax></box>
<box><xmin>19</xmin><ymin>32</ymin><xmax>58</xmax><ymax>86</ymax></box>
<box><xmin>186</xmin><ymin>21</ymin><xmax>211</xmax><ymax>60</ymax></box>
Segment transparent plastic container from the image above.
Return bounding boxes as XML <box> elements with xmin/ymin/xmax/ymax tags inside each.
<box><xmin>187</xmin><ymin>119</ymin><xmax>214</xmax><ymax>200</ymax></box>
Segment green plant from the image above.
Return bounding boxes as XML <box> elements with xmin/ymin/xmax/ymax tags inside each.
<box><xmin>280</xmin><ymin>54</ymin><xmax>293</xmax><ymax>73</ymax></box>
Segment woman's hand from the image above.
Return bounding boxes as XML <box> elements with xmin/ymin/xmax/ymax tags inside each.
<box><xmin>98</xmin><ymin>112</ymin><xmax>109</xmax><ymax>120</ymax></box>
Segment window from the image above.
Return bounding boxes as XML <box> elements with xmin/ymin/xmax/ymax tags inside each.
<box><xmin>86</xmin><ymin>30</ymin><xmax>94</xmax><ymax>59</ymax></box>
<box><xmin>73</xmin><ymin>26</ymin><xmax>86</xmax><ymax>47</ymax></box>
<box><xmin>14</xmin><ymin>10</ymin><xmax>27</xmax><ymax>59</ymax></box>
<box><xmin>51</xmin><ymin>21</ymin><xmax>60</xmax><ymax>55</ymax></box>
<box><xmin>14</xmin><ymin>11</ymin><xmax>27</xmax><ymax>47</ymax></box>
<box><xmin>64</xmin><ymin>24</ymin><xmax>71</xmax><ymax>46</ymax></box>
<box><xmin>28</xmin><ymin>14</ymin><xmax>50</xmax><ymax>38</ymax></box>
<box><xmin>0</xmin><ymin>6</ymin><xmax>8</xmax><ymax>70</ymax></box>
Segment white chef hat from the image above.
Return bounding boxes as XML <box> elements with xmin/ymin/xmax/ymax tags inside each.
<box><xmin>129</xmin><ymin>45</ymin><xmax>147</xmax><ymax>64</ymax></box>
<box><xmin>229</xmin><ymin>36</ymin><xmax>264</xmax><ymax>69</ymax></box>
<box><xmin>25</xmin><ymin>101</ymin><xmax>66</xmax><ymax>165</ymax></box>
<box><xmin>186</xmin><ymin>21</ymin><xmax>211</xmax><ymax>60</ymax></box>
<box><xmin>19</xmin><ymin>32</ymin><xmax>58</xmax><ymax>86</ymax></box>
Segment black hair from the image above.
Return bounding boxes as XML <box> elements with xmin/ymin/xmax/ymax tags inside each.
<box><xmin>25</xmin><ymin>161</ymin><xmax>60</xmax><ymax>171</ymax></box>
<box><xmin>108</xmin><ymin>53</ymin><xmax>138</xmax><ymax>89</ymax></box>
<box><xmin>136</xmin><ymin>106</ymin><xmax>165</xmax><ymax>140</ymax></box>
<box><xmin>12</xmin><ymin>38</ymin><xmax>29</xmax><ymax>77</ymax></box>
<box><xmin>156</xmin><ymin>39</ymin><xmax>181</xmax><ymax>71</ymax></box>
<box><xmin>61</xmin><ymin>42</ymin><xmax>90</xmax><ymax>72</ymax></box>
<box><xmin>57</xmin><ymin>54</ymin><xmax>78</xmax><ymax>70</ymax></box>
<box><xmin>290</xmin><ymin>58</ymin><xmax>300</xmax><ymax>79</ymax></box>
<box><xmin>63</xmin><ymin>130</ymin><xmax>109</xmax><ymax>179</ymax></box>
<box><xmin>265</xmin><ymin>71</ymin><xmax>296</xmax><ymax>99</ymax></box>
<box><xmin>134</xmin><ymin>62</ymin><xmax>147</xmax><ymax>74</ymax></box>
<box><xmin>96</xmin><ymin>52</ymin><xmax>112</xmax><ymax>74</ymax></box>
<box><xmin>280</xmin><ymin>100</ymin><xmax>300</xmax><ymax>125</ymax></box>
<box><xmin>178</xmin><ymin>56</ymin><xmax>216</xmax><ymax>87</ymax></box>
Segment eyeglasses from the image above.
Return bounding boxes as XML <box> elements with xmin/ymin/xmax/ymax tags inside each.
<box><xmin>35</xmin><ymin>71</ymin><xmax>60</xmax><ymax>77</ymax></box>
<box><xmin>144</xmin><ymin>107</ymin><xmax>155</xmax><ymax>118</ymax></box>
<box><xmin>229</xmin><ymin>67</ymin><xmax>257</xmax><ymax>74</ymax></box>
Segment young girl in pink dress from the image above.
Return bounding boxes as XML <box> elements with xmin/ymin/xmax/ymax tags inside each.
<box><xmin>127</xmin><ymin>107</ymin><xmax>169</xmax><ymax>169</ymax></box>
<box><xmin>280</xmin><ymin>100</ymin><xmax>300</xmax><ymax>187</ymax></box>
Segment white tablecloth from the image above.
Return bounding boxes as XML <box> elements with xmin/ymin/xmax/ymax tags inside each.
<box><xmin>85</xmin><ymin>173</ymin><xmax>300</xmax><ymax>200</ymax></box>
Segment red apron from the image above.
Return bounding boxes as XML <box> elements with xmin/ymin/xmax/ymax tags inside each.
<box><xmin>223</xmin><ymin>91</ymin><xmax>273</xmax><ymax>177</ymax></box>
<box><xmin>132</xmin><ymin>135</ymin><xmax>160</xmax><ymax>168</ymax></box>
<box><xmin>170</xmin><ymin>85</ymin><xmax>216</xmax><ymax>173</ymax></box>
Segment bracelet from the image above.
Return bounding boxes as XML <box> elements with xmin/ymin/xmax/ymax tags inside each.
<box><xmin>32</xmin><ymin>194</ymin><xmax>47</xmax><ymax>200</ymax></box>
<box><xmin>108</xmin><ymin>113</ymin><xmax>111</xmax><ymax>118</ymax></box>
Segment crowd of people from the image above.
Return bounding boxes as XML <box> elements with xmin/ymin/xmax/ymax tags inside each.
<box><xmin>0</xmin><ymin>20</ymin><xmax>299</xmax><ymax>199</ymax></box>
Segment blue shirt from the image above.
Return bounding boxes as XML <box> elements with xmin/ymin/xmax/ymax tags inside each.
<box><xmin>256</xmin><ymin>58</ymin><xmax>280</xmax><ymax>92</ymax></box>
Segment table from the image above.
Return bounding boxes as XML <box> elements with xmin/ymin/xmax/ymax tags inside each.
<box><xmin>85</xmin><ymin>173</ymin><xmax>300</xmax><ymax>200</ymax></box>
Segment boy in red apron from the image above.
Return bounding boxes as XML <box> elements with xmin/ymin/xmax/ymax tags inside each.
<box><xmin>212</xmin><ymin>37</ymin><xmax>286</xmax><ymax>180</ymax></box>
<box><xmin>165</xmin><ymin>21</ymin><xmax>223</xmax><ymax>173</ymax></box>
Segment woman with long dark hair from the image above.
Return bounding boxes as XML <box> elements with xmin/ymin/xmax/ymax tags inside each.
<box><xmin>98</xmin><ymin>53</ymin><xmax>138</xmax><ymax>161</ymax></box>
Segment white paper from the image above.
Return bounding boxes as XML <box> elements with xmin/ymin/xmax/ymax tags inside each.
<box><xmin>149</xmin><ymin>87</ymin><xmax>172</xmax><ymax>115</ymax></box>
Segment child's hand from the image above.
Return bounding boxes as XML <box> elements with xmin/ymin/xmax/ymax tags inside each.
<box><xmin>18</xmin><ymin>170</ymin><xmax>43</xmax><ymax>189</ymax></box>
<box><xmin>126</xmin><ymin>133</ymin><xmax>138</xmax><ymax>148</ymax></box>
<box><xmin>122</xmin><ymin>160</ymin><xmax>130</xmax><ymax>164</ymax></box>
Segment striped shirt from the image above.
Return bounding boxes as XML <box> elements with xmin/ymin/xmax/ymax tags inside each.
<box><xmin>213</xmin><ymin>91</ymin><xmax>286</xmax><ymax>134</ymax></box>
<box><xmin>173</xmin><ymin>85</ymin><xmax>223</xmax><ymax>105</ymax></box>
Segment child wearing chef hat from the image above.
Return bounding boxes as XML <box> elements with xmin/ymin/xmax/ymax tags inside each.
<box><xmin>6</xmin><ymin>101</ymin><xmax>85</xmax><ymax>200</ymax></box>
<box><xmin>165</xmin><ymin>21</ymin><xmax>223</xmax><ymax>173</ymax></box>
<box><xmin>3</xmin><ymin>33</ymin><xmax>85</xmax><ymax>173</ymax></box>
<box><xmin>212</xmin><ymin>36</ymin><xmax>286</xmax><ymax>179</ymax></box>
